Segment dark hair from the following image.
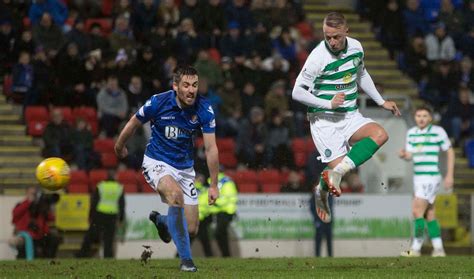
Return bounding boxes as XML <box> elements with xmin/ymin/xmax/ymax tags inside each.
<box><xmin>414</xmin><ymin>105</ymin><xmax>432</xmax><ymax>115</ymax></box>
<box><xmin>323</xmin><ymin>12</ymin><xmax>347</xmax><ymax>28</ymax></box>
<box><xmin>173</xmin><ymin>65</ymin><xmax>198</xmax><ymax>84</ymax></box>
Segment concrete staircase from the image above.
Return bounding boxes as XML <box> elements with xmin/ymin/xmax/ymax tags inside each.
<box><xmin>0</xmin><ymin>94</ymin><xmax>42</xmax><ymax>193</ymax></box>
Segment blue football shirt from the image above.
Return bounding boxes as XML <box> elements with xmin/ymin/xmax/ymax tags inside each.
<box><xmin>135</xmin><ymin>90</ymin><xmax>216</xmax><ymax>169</ymax></box>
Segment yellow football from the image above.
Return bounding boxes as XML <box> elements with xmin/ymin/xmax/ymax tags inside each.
<box><xmin>35</xmin><ymin>157</ymin><xmax>70</xmax><ymax>191</ymax></box>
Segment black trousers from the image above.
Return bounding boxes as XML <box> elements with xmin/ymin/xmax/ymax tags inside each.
<box><xmin>197</xmin><ymin>215</ymin><xmax>213</xmax><ymax>257</ymax></box>
<box><xmin>17</xmin><ymin>234</ymin><xmax>59</xmax><ymax>259</ymax></box>
<box><xmin>197</xmin><ymin>213</ymin><xmax>234</xmax><ymax>257</ymax></box>
<box><xmin>315</xmin><ymin>222</ymin><xmax>333</xmax><ymax>257</ymax></box>
<box><xmin>78</xmin><ymin>212</ymin><xmax>117</xmax><ymax>258</ymax></box>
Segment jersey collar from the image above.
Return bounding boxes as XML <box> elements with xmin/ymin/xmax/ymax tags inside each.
<box><xmin>324</xmin><ymin>39</ymin><xmax>348</xmax><ymax>56</ymax></box>
<box><xmin>417</xmin><ymin>124</ymin><xmax>432</xmax><ymax>133</ymax></box>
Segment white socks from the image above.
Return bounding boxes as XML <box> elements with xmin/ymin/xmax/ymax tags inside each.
<box><xmin>431</xmin><ymin>237</ymin><xmax>444</xmax><ymax>250</ymax></box>
<box><xmin>333</xmin><ymin>156</ymin><xmax>356</xmax><ymax>176</ymax></box>
<box><xmin>411</xmin><ymin>237</ymin><xmax>424</xmax><ymax>251</ymax></box>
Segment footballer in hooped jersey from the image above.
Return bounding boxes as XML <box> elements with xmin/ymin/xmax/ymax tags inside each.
<box><xmin>115</xmin><ymin>66</ymin><xmax>219</xmax><ymax>272</ymax></box>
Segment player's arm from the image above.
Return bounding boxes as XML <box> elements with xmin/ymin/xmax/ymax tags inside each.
<box><xmin>357</xmin><ymin>67</ymin><xmax>401</xmax><ymax>116</ymax></box>
<box><xmin>203</xmin><ymin>132</ymin><xmax>219</xmax><ymax>205</ymax></box>
<box><xmin>444</xmin><ymin>147</ymin><xmax>455</xmax><ymax>190</ymax></box>
<box><xmin>399</xmin><ymin>131</ymin><xmax>413</xmax><ymax>160</ymax></box>
<box><xmin>114</xmin><ymin>115</ymin><xmax>142</xmax><ymax>158</ymax></box>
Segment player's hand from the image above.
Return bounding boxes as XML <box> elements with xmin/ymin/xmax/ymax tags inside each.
<box><xmin>208</xmin><ymin>186</ymin><xmax>219</xmax><ymax>205</ymax></box>
<box><xmin>382</xmin><ymin>101</ymin><xmax>401</xmax><ymax>116</ymax></box>
<box><xmin>114</xmin><ymin>144</ymin><xmax>128</xmax><ymax>158</ymax></box>
<box><xmin>331</xmin><ymin>93</ymin><xmax>345</xmax><ymax>109</ymax></box>
<box><xmin>443</xmin><ymin>176</ymin><xmax>454</xmax><ymax>191</ymax></box>
<box><xmin>398</xmin><ymin>149</ymin><xmax>407</xmax><ymax>159</ymax></box>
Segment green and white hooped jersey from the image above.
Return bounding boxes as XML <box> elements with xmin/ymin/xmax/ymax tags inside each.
<box><xmin>405</xmin><ymin>124</ymin><xmax>451</xmax><ymax>176</ymax></box>
<box><xmin>295</xmin><ymin>37</ymin><xmax>364</xmax><ymax>114</ymax></box>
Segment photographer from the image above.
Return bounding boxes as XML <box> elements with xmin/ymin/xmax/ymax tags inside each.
<box><xmin>10</xmin><ymin>187</ymin><xmax>60</xmax><ymax>259</ymax></box>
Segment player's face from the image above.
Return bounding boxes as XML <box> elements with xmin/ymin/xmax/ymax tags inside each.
<box><xmin>173</xmin><ymin>74</ymin><xmax>199</xmax><ymax>107</ymax></box>
<box><xmin>323</xmin><ymin>24</ymin><xmax>348</xmax><ymax>53</ymax></box>
<box><xmin>414</xmin><ymin>110</ymin><xmax>432</xmax><ymax>129</ymax></box>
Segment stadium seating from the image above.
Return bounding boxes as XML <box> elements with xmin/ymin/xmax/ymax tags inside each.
<box><xmin>27</xmin><ymin>120</ymin><xmax>48</xmax><ymax>136</ymax></box>
<box><xmin>67</xmin><ymin>183</ymin><xmax>89</xmax><ymax>193</ymax></box>
<box><xmin>261</xmin><ymin>183</ymin><xmax>281</xmax><ymax>193</ymax></box>
<box><xmin>54</xmin><ymin>106</ymin><xmax>74</xmax><ymax>124</ymax></box>
<box><xmin>93</xmin><ymin>138</ymin><xmax>115</xmax><ymax>153</ymax></box>
<box><xmin>233</xmin><ymin>170</ymin><xmax>258</xmax><ymax>193</ymax></box>
<box><xmin>117</xmin><ymin>169</ymin><xmax>137</xmax><ymax>185</ymax></box>
<box><xmin>122</xmin><ymin>183</ymin><xmax>139</xmax><ymax>193</ymax></box>
<box><xmin>25</xmin><ymin>106</ymin><xmax>49</xmax><ymax>123</ymax></box>
<box><xmin>136</xmin><ymin>171</ymin><xmax>154</xmax><ymax>193</ymax></box>
<box><xmin>216</xmin><ymin>138</ymin><xmax>235</xmax><ymax>153</ymax></box>
<box><xmin>70</xmin><ymin>170</ymin><xmax>89</xmax><ymax>185</ymax></box>
<box><xmin>89</xmin><ymin>169</ymin><xmax>108</xmax><ymax>190</ymax></box>
<box><xmin>237</xmin><ymin>183</ymin><xmax>259</xmax><ymax>193</ymax></box>
<box><xmin>257</xmin><ymin>169</ymin><xmax>281</xmax><ymax>185</ymax></box>
<box><xmin>85</xmin><ymin>18</ymin><xmax>113</xmax><ymax>35</ymax></box>
<box><xmin>100</xmin><ymin>152</ymin><xmax>118</xmax><ymax>168</ymax></box>
<box><xmin>219</xmin><ymin>152</ymin><xmax>238</xmax><ymax>169</ymax></box>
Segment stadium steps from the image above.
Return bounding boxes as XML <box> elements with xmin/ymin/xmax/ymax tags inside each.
<box><xmin>304</xmin><ymin>0</ymin><xmax>419</xmax><ymax>100</ymax></box>
<box><xmin>453</xmin><ymin>150</ymin><xmax>474</xmax><ymax>190</ymax></box>
<box><xmin>0</xmin><ymin>86</ymin><xmax>42</xmax><ymax>192</ymax></box>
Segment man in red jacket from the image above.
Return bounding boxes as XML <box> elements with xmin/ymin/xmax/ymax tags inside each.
<box><xmin>11</xmin><ymin>187</ymin><xmax>59</xmax><ymax>259</ymax></box>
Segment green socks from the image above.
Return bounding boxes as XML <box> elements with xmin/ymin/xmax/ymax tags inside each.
<box><xmin>414</xmin><ymin>218</ymin><xmax>426</xmax><ymax>238</ymax></box>
<box><xmin>347</xmin><ymin>137</ymin><xmax>380</xmax><ymax>167</ymax></box>
<box><xmin>427</xmin><ymin>220</ymin><xmax>441</xmax><ymax>239</ymax></box>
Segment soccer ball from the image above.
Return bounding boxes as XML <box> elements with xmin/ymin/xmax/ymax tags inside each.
<box><xmin>35</xmin><ymin>157</ymin><xmax>70</xmax><ymax>191</ymax></box>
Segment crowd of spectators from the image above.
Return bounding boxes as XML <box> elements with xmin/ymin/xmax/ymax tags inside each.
<box><xmin>358</xmin><ymin>0</ymin><xmax>474</xmax><ymax>147</ymax></box>
<box><xmin>0</xmin><ymin>0</ymin><xmax>329</xmax><ymax>193</ymax></box>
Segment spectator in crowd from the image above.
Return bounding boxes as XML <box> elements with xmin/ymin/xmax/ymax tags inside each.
<box><xmin>157</xmin><ymin>0</ymin><xmax>180</xmax><ymax>30</ymax></box>
<box><xmin>96</xmin><ymin>75</ymin><xmax>129</xmax><ymax>137</ymax></box>
<box><xmin>42</xmin><ymin>108</ymin><xmax>73</xmax><ymax>159</ymax></box>
<box><xmin>87</xmin><ymin>23</ymin><xmax>111</xmax><ymax>57</ymax></box>
<box><xmin>270</xmin><ymin>0</ymin><xmax>298</xmax><ymax>28</ymax></box>
<box><xmin>465</xmin><ymin>0</ymin><xmax>474</xmax><ymax>32</ymax></box>
<box><xmin>65</xmin><ymin>18</ymin><xmax>89</xmax><ymax>56</ymax></box>
<box><xmin>438</xmin><ymin>0</ymin><xmax>465</xmax><ymax>44</ymax></box>
<box><xmin>424</xmin><ymin>22</ymin><xmax>456</xmax><ymax>62</ymax></box>
<box><xmin>197</xmin><ymin>77</ymin><xmax>222</xmax><ymax>118</ymax></box>
<box><xmin>217</xmin><ymin>79</ymin><xmax>242</xmax><ymax>137</ymax></box>
<box><xmin>459</xmin><ymin>26</ymin><xmax>474</xmax><ymax>60</ymax></box>
<box><xmin>250</xmin><ymin>0</ymin><xmax>271</xmax><ymax>30</ymax></box>
<box><xmin>11</xmin><ymin>51</ymin><xmax>36</xmax><ymax>105</ymax></box>
<box><xmin>111</xmin><ymin>48</ymin><xmax>133</xmax><ymax>90</ymax></box>
<box><xmin>225</xmin><ymin>0</ymin><xmax>254</xmax><ymax>33</ymax></box>
<box><xmin>83</xmin><ymin>49</ymin><xmax>105</xmax><ymax>107</ymax></box>
<box><xmin>281</xmin><ymin>170</ymin><xmax>304</xmax><ymax>192</ymax></box>
<box><xmin>69</xmin><ymin>0</ymin><xmax>101</xmax><ymax>19</ymax></box>
<box><xmin>403</xmin><ymin>0</ymin><xmax>430</xmax><ymax>38</ymax></box>
<box><xmin>421</xmin><ymin>60</ymin><xmax>459</xmax><ymax>108</ymax></box>
<box><xmin>265</xmin><ymin>111</ymin><xmax>294</xmax><ymax>169</ymax></box>
<box><xmin>175</xmin><ymin>18</ymin><xmax>203</xmax><ymax>64</ymax></box>
<box><xmin>32</xmin><ymin>47</ymin><xmax>53</xmax><ymax>105</ymax></box>
<box><xmin>112</xmin><ymin>0</ymin><xmax>133</xmax><ymax>19</ymax></box>
<box><xmin>109</xmin><ymin>15</ymin><xmax>136</xmax><ymax>56</ymax></box>
<box><xmin>459</xmin><ymin>56</ymin><xmax>474</xmax><ymax>91</ymax></box>
<box><xmin>146</xmin><ymin>25</ymin><xmax>176</xmax><ymax>62</ymax></box>
<box><xmin>179</xmin><ymin>0</ymin><xmax>200</xmax><ymax>27</ymax></box>
<box><xmin>264</xmin><ymin>79</ymin><xmax>290</xmax><ymax>120</ymax></box>
<box><xmin>220</xmin><ymin>21</ymin><xmax>250</xmax><ymax>59</ymax></box>
<box><xmin>126</xmin><ymin>75</ymin><xmax>150</xmax><ymax>113</ymax></box>
<box><xmin>76</xmin><ymin>171</ymin><xmax>125</xmax><ymax>258</ymax></box>
<box><xmin>261</xmin><ymin>53</ymin><xmax>290</xmax><ymax>85</ymax></box>
<box><xmin>377</xmin><ymin>0</ymin><xmax>405</xmax><ymax>59</ymax></box>
<box><xmin>29</xmin><ymin>0</ymin><xmax>68</xmax><ymax>27</ymax></box>
<box><xmin>310</xmin><ymin>192</ymin><xmax>333</xmax><ymax>257</ymax></box>
<box><xmin>236</xmin><ymin>106</ymin><xmax>267</xmax><ymax>169</ymax></box>
<box><xmin>32</xmin><ymin>12</ymin><xmax>64</xmax><ymax>57</ymax></box>
<box><xmin>193</xmin><ymin>49</ymin><xmax>223</xmax><ymax>89</ymax></box>
<box><xmin>132</xmin><ymin>0</ymin><xmax>158</xmax><ymax>40</ymax></box>
<box><xmin>404</xmin><ymin>36</ymin><xmax>430</xmax><ymax>83</ymax></box>
<box><xmin>71</xmin><ymin>117</ymin><xmax>95</xmax><ymax>170</ymax></box>
<box><xmin>197</xmin><ymin>0</ymin><xmax>226</xmax><ymax>47</ymax></box>
<box><xmin>272</xmin><ymin>27</ymin><xmax>297</xmax><ymax>66</ymax></box>
<box><xmin>133</xmin><ymin>46</ymin><xmax>162</xmax><ymax>92</ymax></box>
<box><xmin>124</xmin><ymin>123</ymin><xmax>147</xmax><ymax>170</ymax></box>
<box><xmin>0</xmin><ymin>19</ymin><xmax>15</xmax><ymax>71</ymax></box>
<box><xmin>10</xmin><ymin>187</ymin><xmax>60</xmax><ymax>259</ymax></box>
<box><xmin>443</xmin><ymin>86</ymin><xmax>474</xmax><ymax>146</ymax></box>
<box><xmin>242</xmin><ymin>52</ymin><xmax>269</xmax><ymax>94</ymax></box>
<box><xmin>240</xmin><ymin>81</ymin><xmax>263</xmax><ymax>118</ymax></box>
<box><xmin>249</xmin><ymin>21</ymin><xmax>272</xmax><ymax>59</ymax></box>
<box><xmin>55</xmin><ymin>42</ymin><xmax>88</xmax><ymax>106</ymax></box>
<box><xmin>14</xmin><ymin>29</ymin><xmax>35</xmax><ymax>60</ymax></box>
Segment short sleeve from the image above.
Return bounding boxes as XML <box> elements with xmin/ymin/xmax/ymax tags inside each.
<box><xmin>200</xmin><ymin>104</ymin><xmax>216</xmax><ymax>133</ymax></box>
<box><xmin>405</xmin><ymin>130</ymin><xmax>415</xmax><ymax>152</ymax></box>
<box><xmin>438</xmin><ymin>127</ymin><xmax>451</xmax><ymax>151</ymax></box>
<box><xmin>135</xmin><ymin>95</ymin><xmax>156</xmax><ymax>123</ymax></box>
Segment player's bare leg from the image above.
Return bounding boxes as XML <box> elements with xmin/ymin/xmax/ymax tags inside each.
<box><xmin>323</xmin><ymin>123</ymin><xmax>388</xmax><ymax>197</ymax></box>
<box><xmin>401</xmin><ymin>198</ymin><xmax>429</xmax><ymax>257</ymax></box>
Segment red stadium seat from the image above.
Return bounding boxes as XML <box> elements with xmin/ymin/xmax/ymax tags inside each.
<box><xmin>70</xmin><ymin>170</ymin><xmax>89</xmax><ymax>185</ymax></box>
<box><xmin>238</xmin><ymin>183</ymin><xmax>259</xmax><ymax>193</ymax></box>
<box><xmin>101</xmin><ymin>0</ymin><xmax>113</xmax><ymax>16</ymax></box>
<box><xmin>224</xmin><ymin>170</ymin><xmax>236</xmax><ymax>180</ymax></box>
<box><xmin>261</xmin><ymin>183</ymin><xmax>281</xmax><ymax>193</ymax></box>
<box><xmin>294</xmin><ymin>152</ymin><xmax>307</xmax><ymax>168</ymax></box>
<box><xmin>25</xmin><ymin>106</ymin><xmax>49</xmax><ymax>123</ymax></box>
<box><xmin>101</xmin><ymin>152</ymin><xmax>118</xmax><ymax>168</ymax></box>
<box><xmin>233</xmin><ymin>170</ymin><xmax>258</xmax><ymax>185</ymax></box>
<box><xmin>136</xmin><ymin>171</ymin><xmax>155</xmax><ymax>193</ymax></box>
<box><xmin>257</xmin><ymin>169</ymin><xmax>281</xmax><ymax>185</ymax></box>
<box><xmin>306</xmin><ymin>138</ymin><xmax>316</xmax><ymax>153</ymax></box>
<box><xmin>27</xmin><ymin>120</ymin><xmax>48</xmax><ymax>136</ymax></box>
<box><xmin>219</xmin><ymin>152</ymin><xmax>238</xmax><ymax>169</ymax></box>
<box><xmin>94</xmin><ymin>138</ymin><xmax>115</xmax><ymax>153</ymax></box>
<box><xmin>117</xmin><ymin>169</ymin><xmax>137</xmax><ymax>185</ymax></box>
<box><xmin>68</xmin><ymin>183</ymin><xmax>89</xmax><ymax>193</ymax></box>
<box><xmin>123</xmin><ymin>183</ymin><xmax>138</xmax><ymax>193</ymax></box>
<box><xmin>73</xmin><ymin>107</ymin><xmax>98</xmax><ymax>122</ymax></box>
<box><xmin>3</xmin><ymin>75</ymin><xmax>13</xmax><ymax>97</ymax></box>
<box><xmin>89</xmin><ymin>169</ymin><xmax>108</xmax><ymax>190</ymax></box>
<box><xmin>291</xmin><ymin>138</ymin><xmax>306</xmax><ymax>153</ymax></box>
<box><xmin>88</xmin><ymin>120</ymin><xmax>99</xmax><ymax>136</ymax></box>
<box><xmin>216</xmin><ymin>138</ymin><xmax>235</xmax><ymax>153</ymax></box>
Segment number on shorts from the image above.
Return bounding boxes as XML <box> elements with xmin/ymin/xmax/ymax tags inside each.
<box><xmin>189</xmin><ymin>182</ymin><xmax>197</xmax><ymax>197</ymax></box>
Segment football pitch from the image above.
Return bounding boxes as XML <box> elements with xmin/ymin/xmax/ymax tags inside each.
<box><xmin>1</xmin><ymin>257</ymin><xmax>473</xmax><ymax>278</ymax></box>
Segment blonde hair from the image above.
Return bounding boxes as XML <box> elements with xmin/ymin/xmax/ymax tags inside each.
<box><xmin>323</xmin><ymin>12</ymin><xmax>347</xmax><ymax>28</ymax></box>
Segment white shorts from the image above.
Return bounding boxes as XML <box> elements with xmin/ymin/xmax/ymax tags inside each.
<box><xmin>413</xmin><ymin>175</ymin><xmax>441</xmax><ymax>204</ymax></box>
<box><xmin>142</xmin><ymin>155</ymin><xmax>198</xmax><ymax>205</ymax></box>
<box><xmin>308</xmin><ymin>111</ymin><xmax>375</xmax><ymax>163</ymax></box>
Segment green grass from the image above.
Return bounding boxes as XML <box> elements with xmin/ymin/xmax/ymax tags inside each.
<box><xmin>0</xmin><ymin>257</ymin><xmax>473</xmax><ymax>278</ymax></box>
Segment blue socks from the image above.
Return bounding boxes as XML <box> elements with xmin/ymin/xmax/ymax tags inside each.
<box><xmin>167</xmin><ymin>206</ymin><xmax>192</xmax><ymax>261</ymax></box>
